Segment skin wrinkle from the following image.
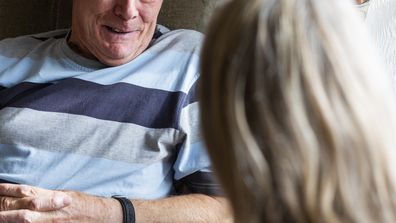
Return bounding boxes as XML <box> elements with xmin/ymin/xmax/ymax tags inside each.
<box><xmin>69</xmin><ymin>0</ymin><xmax>163</xmax><ymax>66</ymax></box>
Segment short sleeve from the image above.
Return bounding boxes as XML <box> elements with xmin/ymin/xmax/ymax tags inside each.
<box><xmin>173</xmin><ymin>80</ymin><xmax>223</xmax><ymax>196</ymax></box>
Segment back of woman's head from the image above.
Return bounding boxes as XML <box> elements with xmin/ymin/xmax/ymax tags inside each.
<box><xmin>200</xmin><ymin>0</ymin><xmax>396</xmax><ymax>222</ymax></box>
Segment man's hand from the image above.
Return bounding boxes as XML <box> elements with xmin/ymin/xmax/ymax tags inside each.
<box><xmin>0</xmin><ymin>184</ymin><xmax>121</xmax><ymax>223</ymax></box>
<box><xmin>0</xmin><ymin>184</ymin><xmax>231</xmax><ymax>223</ymax></box>
<box><xmin>0</xmin><ymin>184</ymin><xmax>72</xmax><ymax>211</ymax></box>
<box><xmin>0</xmin><ymin>184</ymin><xmax>72</xmax><ymax>222</ymax></box>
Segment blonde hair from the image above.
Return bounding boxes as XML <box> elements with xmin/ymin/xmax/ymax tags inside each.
<box><xmin>200</xmin><ymin>0</ymin><xmax>396</xmax><ymax>222</ymax></box>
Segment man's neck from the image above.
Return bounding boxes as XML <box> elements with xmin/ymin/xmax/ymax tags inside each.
<box><xmin>66</xmin><ymin>33</ymin><xmax>97</xmax><ymax>60</ymax></box>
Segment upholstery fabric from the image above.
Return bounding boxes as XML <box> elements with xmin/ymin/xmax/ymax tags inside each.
<box><xmin>0</xmin><ymin>0</ymin><xmax>223</xmax><ymax>40</ymax></box>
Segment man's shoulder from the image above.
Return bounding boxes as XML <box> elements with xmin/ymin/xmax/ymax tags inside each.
<box><xmin>163</xmin><ymin>29</ymin><xmax>203</xmax><ymax>39</ymax></box>
<box><xmin>159</xmin><ymin>29</ymin><xmax>204</xmax><ymax>44</ymax></box>
<box><xmin>150</xmin><ymin>29</ymin><xmax>204</xmax><ymax>53</ymax></box>
<box><xmin>1</xmin><ymin>29</ymin><xmax>69</xmax><ymax>43</ymax></box>
<box><xmin>0</xmin><ymin>29</ymin><xmax>69</xmax><ymax>55</ymax></box>
<box><xmin>28</xmin><ymin>29</ymin><xmax>69</xmax><ymax>41</ymax></box>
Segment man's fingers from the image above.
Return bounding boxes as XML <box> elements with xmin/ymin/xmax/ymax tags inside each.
<box><xmin>0</xmin><ymin>209</ymin><xmax>40</xmax><ymax>223</ymax></box>
<box><xmin>0</xmin><ymin>184</ymin><xmax>70</xmax><ymax>199</ymax></box>
<box><xmin>0</xmin><ymin>184</ymin><xmax>38</xmax><ymax>197</ymax></box>
<box><xmin>0</xmin><ymin>184</ymin><xmax>72</xmax><ymax>212</ymax></box>
<box><xmin>0</xmin><ymin>196</ymin><xmax>15</xmax><ymax>211</ymax></box>
<box><xmin>0</xmin><ymin>196</ymin><xmax>71</xmax><ymax>212</ymax></box>
<box><xmin>17</xmin><ymin>196</ymin><xmax>72</xmax><ymax>211</ymax></box>
<box><xmin>0</xmin><ymin>209</ymin><xmax>70</xmax><ymax>223</ymax></box>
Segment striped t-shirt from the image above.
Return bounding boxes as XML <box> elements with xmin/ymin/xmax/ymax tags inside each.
<box><xmin>0</xmin><ymin>28</ymin><xmax>218</xmax><ymax>199</ymax></box>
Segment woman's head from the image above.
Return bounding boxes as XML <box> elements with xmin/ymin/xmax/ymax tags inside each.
<box><xmin>200</xmin><ymin>0</ymin><xmax>396</xmax><ymax>222</ymax></box>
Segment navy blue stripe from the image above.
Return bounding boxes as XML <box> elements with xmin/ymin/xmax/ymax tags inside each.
<box><xmin>0</xmin><ymin>179</ymin><xmax>18</xmax><ymax>184</ymax></box>
<box><xmin>0</xmin><ymin>78</ymin><xmax>188</xmax><ymax>129</ymax></box>
<box><xmin>31</xmin><ymin>33</ymin><xmax>68</xmax><ymax>41</ymax></box>
<box><xmin>183</xmin><ymin>80</ymin><xmax>198</xmax><ymax>107</ymax></box>
<box><xmin>176</xmin><ymin>171</ymin><xmax>224</xmax><ymax>196</ymax></box>
<box><xmin>0</xmin><ymin>82</ymin><xmax>52</xmax><ymax>108</ymax></box>
<box><xmin>153</xmin><ymin>28</ymin><xmax>163</xmax><ymax>40</ymax></box>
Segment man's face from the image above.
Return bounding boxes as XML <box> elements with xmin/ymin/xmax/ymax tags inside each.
<box><xmin>70</xmin><ymin>0</ymin><xmax>163</xmax><ymax>66</ymax></box>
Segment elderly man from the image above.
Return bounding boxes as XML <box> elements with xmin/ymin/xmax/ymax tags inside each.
<box><xmin>0</xmin><ymin>0</ymin><xmax>229</xmax><ymax>222</ymax></box>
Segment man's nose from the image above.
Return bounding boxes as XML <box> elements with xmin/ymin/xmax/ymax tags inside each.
<box><xmin>114</xmin><ymin>0</ymin><xmax>138</xmax><ymax>20</ymax></box>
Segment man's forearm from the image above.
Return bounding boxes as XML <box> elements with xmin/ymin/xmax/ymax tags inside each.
<box><xmin>65</xmin><ymin>191</ymin><xmax>232</xmax><ymax>223</ymax></box>
<box><xmin>132</xmin><ymin>194</ymin><xmax>231</xmax><ymax>223</ymax></box>
<box><xmin>0</xmin><ymin>184</ymin><xmax>232</xmax><ymax>223</ymax></box>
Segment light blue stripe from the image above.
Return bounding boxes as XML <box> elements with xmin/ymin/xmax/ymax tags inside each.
<box><xmin>0</xmin><ymin>144</ymin><xmax>174</xmax><ymax>199</ymax></box>
<box><xmin>173</xmin><ymin>141</ymin><xmax>211</xmax><ymax>180</ymax></box>
<box><xmin>0</xmin><ymin>30</ymin><xmax>202</xmax><ymax>93</ymax></box>
<box><xmin>0</xmin><ymin>107</ymin><xmax>182</xmax><ymax>163</ymax></box>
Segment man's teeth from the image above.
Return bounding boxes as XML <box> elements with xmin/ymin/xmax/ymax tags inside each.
<box><xmin>110</xmin><ymin>27</ymin><xmax>125</xmax><ymax>33</ymax></box>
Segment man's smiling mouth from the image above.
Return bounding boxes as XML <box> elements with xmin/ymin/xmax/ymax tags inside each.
<box><xmin>105</xmin><ymin>25</ymin><xmax>133</xmax><ymax>34</ymax></box>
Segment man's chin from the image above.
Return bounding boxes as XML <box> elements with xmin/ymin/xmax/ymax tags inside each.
<box><xmin>99</xmin><ymin>57</ymin><xmax>134</xmax><ymax>66</ymax></box>
<box><xmin>97</xmin><ymin>52</ymin><xmax>138</xmax><ymax>67</ymax></box>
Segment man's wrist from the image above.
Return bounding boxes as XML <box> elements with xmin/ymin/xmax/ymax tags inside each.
<box><xmin>62</xmin><ymin>191</ymin><xmax>123</xmax><ymax>223</ymax></box>
<box><xmin>112</xmin><ymin>196</ymin><xmax>136</xmax><ymax>223</ymax></box>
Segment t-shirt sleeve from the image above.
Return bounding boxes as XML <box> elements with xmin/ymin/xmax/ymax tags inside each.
<box><xmin>172</xmin><ymin>80</ymin><xmax>223</xmax><ymax>196</ymax></box>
